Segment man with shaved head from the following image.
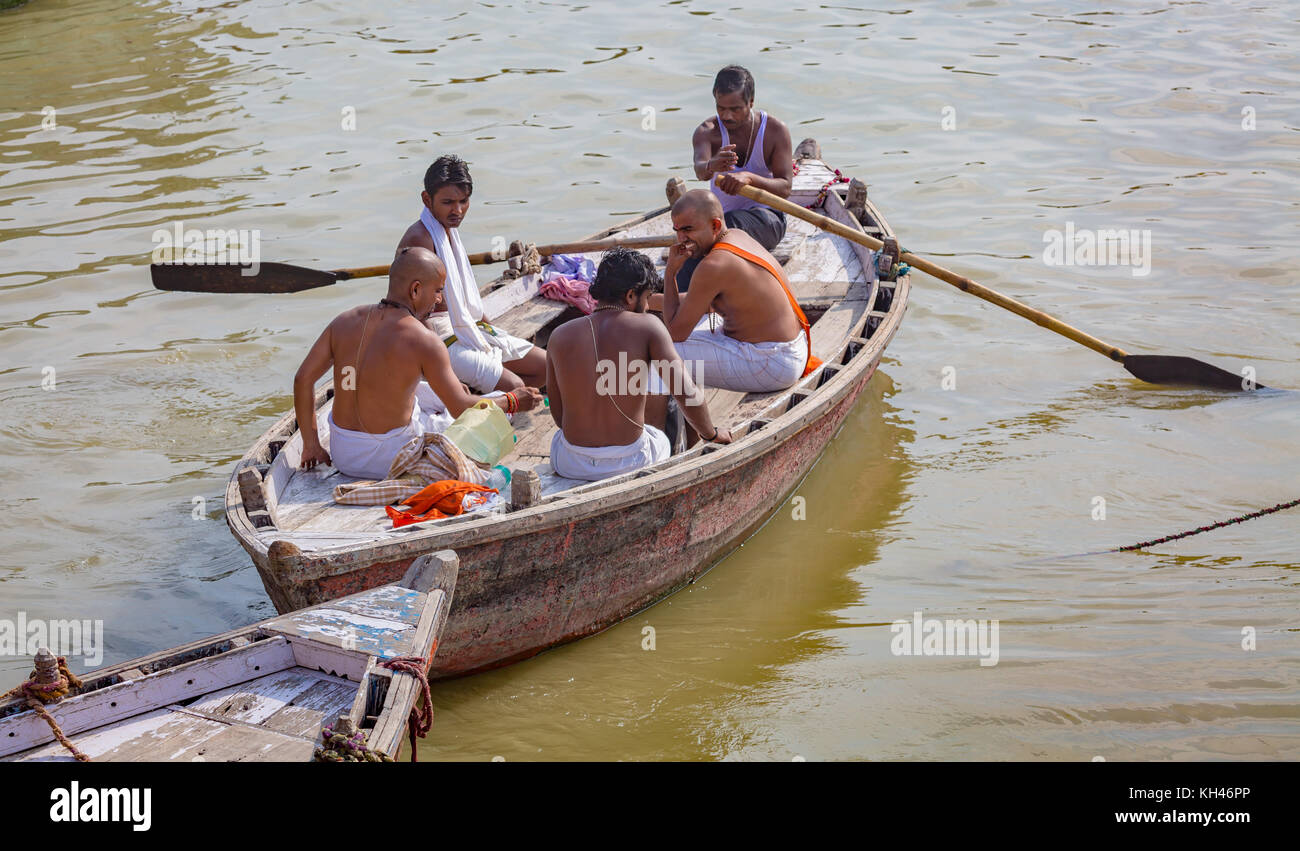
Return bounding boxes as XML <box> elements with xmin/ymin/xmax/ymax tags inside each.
<box><xmin>294</xmin><ymin>246</ymin><xmax>541</xmax><ymax>479</ymax></box>
<box><xmin>660</xmin><ymin>190</ymin><xmax>821</xmax><ymax>393</ymax></box>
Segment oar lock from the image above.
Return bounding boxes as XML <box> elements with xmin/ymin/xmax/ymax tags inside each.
<box><xmin>877</xmin><ymin>236</ymin><xmax>902</xmax><ymax>282</ymax></box>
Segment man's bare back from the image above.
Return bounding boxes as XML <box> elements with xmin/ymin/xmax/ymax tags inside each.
<box><xmin>293</xmin><ymin>247</ymin><xmax>540</xmax><ymax>471</ymax></box>
<box><xmin>323</xmin><ymin>304</ymin><xmax>446</xmax><ymax>434</ymax></box>
<box><xmin>548</xmin><ymin>310</ymin><xmax>663</xmax><ymax>447</ymax></box>
<box><xmin>546</xmin><ymin>248</ymin><xmax>727</xmax><ymax>450</ymax></box>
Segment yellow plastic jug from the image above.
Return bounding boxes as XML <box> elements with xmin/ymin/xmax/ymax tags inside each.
<box><xmin>443</xmin><ymin>400</ymin><xmax>515</xmax><ymax>466</ymax></box>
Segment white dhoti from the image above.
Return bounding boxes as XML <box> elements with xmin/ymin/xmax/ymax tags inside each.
<box><xmin>673</xmin><ymin>314</ymin><xmax>806</xmax><ymax>393</ymax></box>
<box><xmin>549</xmin><ymin>425</ymin><xmax>671</xmax><ymax>482</ymax></box>
<box><xmin>429</xmin><ymin>312</ymin><xmax>534</xmax><ymax>393</ymax></box>
<box><xmin>329</xmin><ymin>382</ymin><xmax>456</xmax><ymax>480</ymax></box>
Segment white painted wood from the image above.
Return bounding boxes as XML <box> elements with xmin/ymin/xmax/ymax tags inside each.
<box><xmin>267</xmin><ymin>607</ymin><xmax>417</xmax><ymax>657</ymax></box>
<box><xmin>0</xmin><ymin>638</ymin><xmax>295</xmax><ymax>758</ymax></box>
<box><xmin>9</xmin><ymin>707</ymin><xmax>229</xmax><ymax>762</ymax></box>
<box><xmin>282</xmin><ymin>640</ymin><xmax>369</xmax><ymax>682</ymax></box>
<box><xmin>482</xmin><ymin>271</ymin><xmax>543</xmax><ymax>321</ymax></box>
<box><xmin>184</xmin><ymin>668</ymin><xmax>338</xmax><ymax>726</ymax></box>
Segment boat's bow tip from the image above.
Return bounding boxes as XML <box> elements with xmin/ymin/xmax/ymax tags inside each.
<box><xmin>267</xmin><ymin>539</ymin><xmax>302</xmax><ymax>565</ymax></box>
<box><xmin>795</xmin><ymin>138</ymin><xmax>821</xmax><ymax>160</ymax></box>
<box><xmin>400</xmin><ymin>550</ymin><xmax>460</xmax><ymax>595</ymax></box>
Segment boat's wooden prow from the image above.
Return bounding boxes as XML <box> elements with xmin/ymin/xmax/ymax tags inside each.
<box><xmin>0</xmin><ymin>552</ymin><xmax>459</xmax><ymax>762</ymax></box>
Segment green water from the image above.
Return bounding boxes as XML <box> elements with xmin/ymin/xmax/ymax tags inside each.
<box><xmin>1</xmin><ymin>0</ymin><xmax>1297</xmax><ymax>760</ymax></box>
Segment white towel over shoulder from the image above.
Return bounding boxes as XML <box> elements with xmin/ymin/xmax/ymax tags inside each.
<box><xmin>420</xmin><ymin>207</ymin><xmax>490</xmax><ymax>352</ymax></box>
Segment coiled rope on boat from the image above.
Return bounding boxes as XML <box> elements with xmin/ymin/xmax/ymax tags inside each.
<box><xmin>314</xmin><ymin>721</ymin><xmax>394</xmax><ymax>763</ymax></box>
<box><xmin>4</xmin><ymin>650</ymin><xmax>89</xmax><ymax>762</ymax></box>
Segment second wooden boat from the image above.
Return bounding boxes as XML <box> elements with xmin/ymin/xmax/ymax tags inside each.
<box><xmin>0</xmin><ymin>553</ymin><xmax>457</xmax><ymax>762</ymax></box>
<box><xmin>226</xmin><ymin>143</ymin><xmax>911</xmax><ymax>679</ymax></box>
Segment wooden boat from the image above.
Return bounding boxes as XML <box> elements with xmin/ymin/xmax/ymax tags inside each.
<box><xmin>227</xmin><ymin>142</ymin><xmax>911</xmax><ymax>679</ymax></box>
<box><xmin>0</xmin><ymin>553</ymin><xmax>457</xmax><ymax>762</ymax></box>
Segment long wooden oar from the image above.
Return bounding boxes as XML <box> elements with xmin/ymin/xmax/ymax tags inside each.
<box><xmin>150</xmin><ymin>234</ymin><xmax>676</xmax><ymax>294</ymax></box>
<box><xmin>739</xmin><ymin>184</ymin><xmax>1263</xmax><ymax>392</ymax></box>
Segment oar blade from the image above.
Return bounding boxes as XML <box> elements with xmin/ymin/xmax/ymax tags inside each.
<box><xmin>150</xmin><ymin>262</ymin><xmax>341</xmax><ymax>294</ymax></box>
<box><xmin>1123</xmin><ymin>355</ymin><xmax>1264</xmax><ymax>392</ymax></box>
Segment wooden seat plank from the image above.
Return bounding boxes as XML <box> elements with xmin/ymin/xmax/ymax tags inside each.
<box><xmin>184</xmin><ymin>669</ymin><xmax>338</xmax><ymax>727</ymax></box>
<box><xmin>258</xmin><ymin>678</ymin><xmax>358</xmax><ymax>739</ymax></box>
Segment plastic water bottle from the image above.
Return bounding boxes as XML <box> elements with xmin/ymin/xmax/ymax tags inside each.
<box><xmin>484</xmin><ymin>465</ymin><xmax>512</xmax><ymax>492</ymax></box>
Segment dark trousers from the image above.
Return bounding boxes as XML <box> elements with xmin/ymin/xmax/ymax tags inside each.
<box><xmin>675</xmin><ymin>206</ymin><xmax>787</xmax><ymax>292</ymax></box>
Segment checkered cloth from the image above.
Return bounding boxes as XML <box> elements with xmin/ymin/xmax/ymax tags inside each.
<box><xmin>333</xmin><ymin>431</ymin><xmax>491</xmax><ymax>506</ymax></box>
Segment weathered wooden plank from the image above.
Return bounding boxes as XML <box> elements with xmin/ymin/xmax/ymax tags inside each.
<box><xmin>347</xmin><ymin>657</ymin><xmax>383</xmax><ymax>730</ymax></box>
<box><xmin>481</xmin><ymin>271</ymin><xmax>543</xmax><ymax>321</ymax></box>
<box><xmin>367</xmin><ymin>671</ymin><xmax>417</xmax><ymax>758</ymax></box>
<box><xmin>265</xmin><ymin>607</ymin><xmax>417</xmax><ymax>658</ymax></box>
<box><xmin>164</xmin><ymin>717</ymin><xmax>315</xmax><ymax>762</ymax></box>
<box><xmin>328</xmin><ymin>585</ymin><xmax>426</xmax><ymax>625</ymax></box>
<box><xmin>258</xmin><ymin>677</ymin><xmax>359</xmax><ymax>739</ymax></box>
<box><xmin>367</xmin><ymin>557</ymin><xmax>457</xmax><ymax>759</ymax></box>
<box><xmin>284</xmin><ymin>639</ymin><xmax>370</xmax><ymax>681</ymax></box>
<box><xmin>500</xmin><ymin>415</ymin><xmax>558</xmax><ymax>463</ymax></box>
<box><xmin>492</xmin><ymin>297</ymin><xmax>573</xmax><ymax>344</ymax></box>
<box><xmin>0</xmin><ymin>638</ymin><xmax>295</xmax><ymax>759</ymax></box>
<box><xmin>821</xmin><ymin>188</ymin><xmax>880</xmax><ymax>300</ymax></box>
<box><xmin>184</xmin><ymin>669</ymin><xmax>334</xmax><ymax>726</ymax></box>
<box><xmin>9</xmin><ymin>708</ymin><xmax>228</xmax><ymax>762</ymax></box>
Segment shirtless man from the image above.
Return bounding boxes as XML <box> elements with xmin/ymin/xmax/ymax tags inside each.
<box><xmin>678</xmin><ymin>64</ymin><xmax>794</xmax><ymax>291</ymax></box>
<box><xmin>546</xmin><ymin>247</ymin><xmax>730</xmax><ymax>482</ymax></box>
<box><xmin>294</xmin><ymin>246</ymin><xmax>541</xmax><ymax>479</ymax></box>
<box><xmin>662</xmin><ymin>190</ymin><xmax>819</xmax><ymax>393</ymax></box>
<box><xmin>396</xmin><ymin>155</ymin><xmax>548</xmax><ymax>392</ymax></box>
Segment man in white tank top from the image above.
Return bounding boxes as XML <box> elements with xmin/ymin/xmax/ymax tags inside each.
<box><xmin>680</xmin><ymin>65</ymin><xmax>794</xmax><ymax>291</ymax></box>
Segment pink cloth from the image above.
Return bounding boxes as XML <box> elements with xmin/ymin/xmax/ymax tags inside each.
<box><xmin>539</xmin><ymin>275</ymin><xmax>596</xmax><ymax>314</ymax></box>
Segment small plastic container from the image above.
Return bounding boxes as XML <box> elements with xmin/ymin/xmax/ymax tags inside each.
<box><xmin>444</xmin><ymin>400</ymin><xmax>516</xmax><ymax>465</ymax></box>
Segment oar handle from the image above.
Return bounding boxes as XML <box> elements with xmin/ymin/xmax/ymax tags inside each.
<box><xmin>466</xmin><ymin>234</ymin><xmax>677</xmax><ymax>265</ymax></box>
<box><xmin>738</xmin><ymin>185</ymin><xmax>1129</xmax><ymax>363</ymax></box>
<box><xmin>329</xmin><ymin>235</ymin><xmax>678</xmax><ymax>280</ymax></box>
<box><xmin>334</xmin><ymin>265</ymin><xmax>391</xmax><ymax>280</ymax></box>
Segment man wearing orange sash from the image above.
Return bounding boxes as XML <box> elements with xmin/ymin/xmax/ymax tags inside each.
<box><xmin>661</xmin><ymin>190</ymin><xmax>821</xmax><ymax>393</ymax></box>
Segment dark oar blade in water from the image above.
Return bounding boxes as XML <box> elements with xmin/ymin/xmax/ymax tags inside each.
<box><xmin>1122</xmin><ymin>355</ymin><xmax>1264</xmax><ymax>391</ymax></box>
<box><xmin>151</xmin><ymin>262</ymin><xmax>341</xmax><ymax>294</ymax></box>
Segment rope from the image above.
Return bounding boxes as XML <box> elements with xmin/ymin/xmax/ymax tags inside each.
<box><xmin>3</xmin><ymin>655</ymin><xmax>89</xmax><ymax>762</ymax></box>
<box><xmin>380</xmin><ymin>653</ymin><xmax>435</xmax><ymax>762</ymax></box>
<box><xmin>1108</xmin><ymin>497</ymin><xmax>1300</xmax><ymax>552</ymax></box>
<box><xmin>503</xmin><ymin>243</ymin><xmax>542</xmax><ymax>279</ymax></box>
<box><xmin>313</xmin><ymin>722</ymin><xmax>394</xmax><ymax>763</ymax></box>
<box><xmin>790</xmin><ymin>161</ymin><xmax>849</xmax><ymax>209</ymax></box>
<box><xmin>312</xmin><ymin>651</ymin><xmax>435</xmax><ymax>763</ymax></box>
<box><xmin>1033</xmin><ymin>496</ymin><xmax>1300</xmax><ymax>561</ymax></box>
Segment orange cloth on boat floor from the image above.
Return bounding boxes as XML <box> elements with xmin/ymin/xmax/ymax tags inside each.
<box><xmin>385</xmin><ymin>480</ymin><xmax>498</xmax><ymax>528</ymax></box>
<box><xmin>711</xmin><ymin>241</ymin><xmax>824</xmax><ymax>377</ymax></box>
